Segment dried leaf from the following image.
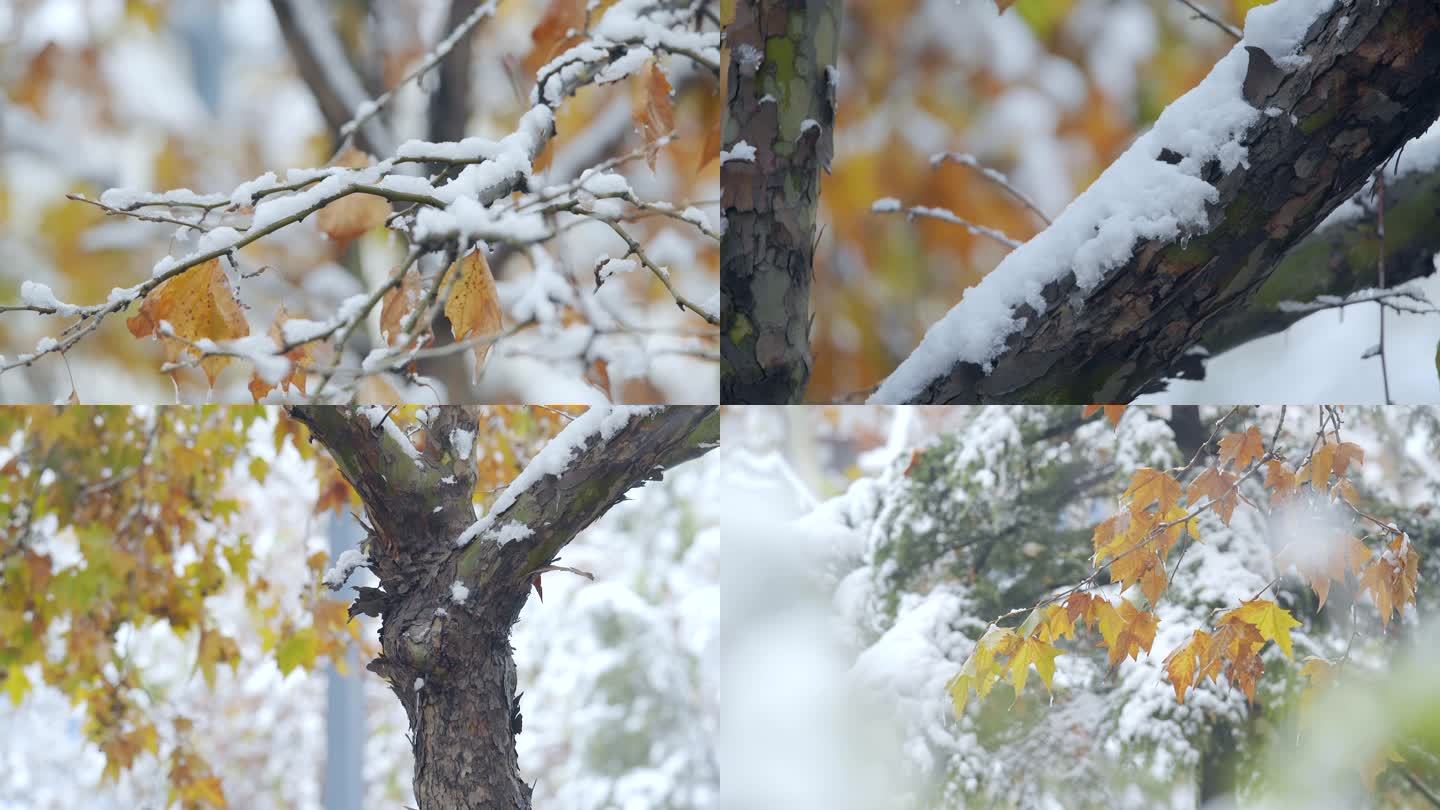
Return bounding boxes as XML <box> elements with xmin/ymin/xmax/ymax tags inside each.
<box><xmin>633</xmin><ymin>59</ymin><xmax>675</xmax><ymax>172</ymax></box>
<box><xmin>315</xmin><ymin>148</ymin><xmax>391</xmax><ymax>242</ymax></box>
<box><xmin>1217</xmin><ymin>426</ymin><xmax>1265</xmax><ymax>470</ymax></box>
<box><xmin>126</xmin><ymin>258</ymin><xmax>249</xmax><ymax>386</ymax></box>
<box><xmin>443</xmin><ymin>249</ymin><xmax>504</xmax><ymax>380</ymax></box>
<box><xmin>380</xmin><ymin>269</ymin><xmax>423</xmax><ymax>346</ymax></box>
<box><xmin>247</xmin><ymin>305</ymin><xmax>310</xmax><ymax>401</ymax></box>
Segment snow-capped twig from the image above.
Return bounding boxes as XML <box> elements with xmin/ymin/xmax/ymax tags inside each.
<box><xmin>929</xmin><ymin>152</ymin><xmax>1052</xmax><ymax>225</ymax></box>
<box><xmin>1276</xmin><ymin>286</ymin><xmax>1438</xmax><ymax>317</ymax></box>
<box><xmin>870</xmin><ymin>199</ymin><xmax>1022</xmax><ymax>250</ymax></box>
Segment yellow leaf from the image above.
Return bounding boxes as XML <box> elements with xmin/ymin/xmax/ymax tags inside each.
<box><xmin>1008</xmin><ymin>636</ymin><xmax>1062</xmax><ymax>696</ymax></box>
<box><xmin>127</xmin><ymin>259</ymin><xmax>250</xmax><ymax>386</ymax></box>
<box><xmin>3</xmin><ymin>666</ymin><xmax>30</xmax><ymax>705</ymax></box>
<box><xmin>1310</xmin><ymin>444</ymin><xmax>1335</xmax><ymax>491</ymax></box>
<box><xmin>275</xmin><ymin>627</ymin><xmax>319</xmax><ymax>675</ymax></box>
<box><xmin>443</xmin><ymin>249</ymin><xmax>504</xmax><ymax>380</ymax></box>
<box><xmin>1222</xmin><ymin>599</ymin><xmax>1301</xmax><ymax>658</ymax></box>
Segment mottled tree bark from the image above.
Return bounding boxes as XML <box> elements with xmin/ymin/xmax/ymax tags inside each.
<box><xmin>887</xmin><ymin>0</ymin><xmax>1440</xmax><ymax>403</ymax></box>
<box><xmin>721</xmin><ymin>0</ymin><xmax>840</xmax><ymax>403</ymax></box>
<box><xmin>290</xmin><ymin>405</ymin><xmax>718</xmax><ymax>809</ymax></box>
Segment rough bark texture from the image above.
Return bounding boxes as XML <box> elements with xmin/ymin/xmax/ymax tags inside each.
<box><xmin>893</xmin><ymin>0</ymin><xmax>1440</xmax><ymax>404</ymax></box>
<box><xmin>289</xmin><ymin>405</ymin><xmax>719</xmax><ymax>810</ymax></box>
<box><xmin>721</xmin><ymin>0</ymin><xmax>840</xmax><ymax>403</ymax></box>
<box><xmin>1195</xmin><ymin>161</ymin><xmax>1440</xmax><ymax>360</ymax></box>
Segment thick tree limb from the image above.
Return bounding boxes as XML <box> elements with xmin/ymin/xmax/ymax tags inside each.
<box><xmin>268</xmin><ymin>0</ymin><xmax>396</xmax><ymax>156</ymax></box>
<box><xmin>872</xmin><ymin>0</ymin><xmax>1440</xmax><ymax>403</ymax></box>
<box><xmin>721</xmin><ymin>0</ymin><xmax>841</xmax><ymax>403</ymax></box>
<box><xmin>1195</xmin><ymin>160</ymin><xmax>1440</xmax><ymax>361</ymax></box>
<box><xmin>427</xmin><ymin>0</ymin><xmax>481</xmax><ymax>155</ymax></box>
<box><xmin>290</xmin><ymin>405</ymin><xmax>717</xmax><ymax>810</ymax></box>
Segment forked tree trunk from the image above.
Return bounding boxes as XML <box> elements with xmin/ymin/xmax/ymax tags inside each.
<box><xmin>721</xmin><ymin>0</ymin><xmax>841</xmax><ymax>403</ymax></box>
<box><xmin>291</xmin><ymin>405</ymin><xmax>719</xmax><ymax>809</ymax></box>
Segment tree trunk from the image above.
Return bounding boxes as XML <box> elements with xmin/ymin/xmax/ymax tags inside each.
<box><xmin>290</xmin><ymin>405</ymin><xmax>719</xmax><ymax>809</ymax></box>
<box><xmin>876</xmin><ymin>0</ymin><xmax>1440</xmax><ymax>403</ymax></box>
<box><xmin>721</xmin><ymin>0</ymin><xmax>841</xmax><ymax>404</ymax></box>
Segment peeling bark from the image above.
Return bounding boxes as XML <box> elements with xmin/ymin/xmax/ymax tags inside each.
<box><xmin>886</xmin><ymin>0</ymin><xmax>1440</xmax><ymax>404</ymax></box>
<box><xmin>289</xmin><ymin>405</ymin><xmax>718</xmax><ymax>809</ymax></box>
<box><xmin>721</xmin><ymin>0</ymin><xmax>841</xmax><ymax>403</ymax></box>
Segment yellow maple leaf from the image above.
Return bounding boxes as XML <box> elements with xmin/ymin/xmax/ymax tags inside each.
<box><xmin>1221</xmin><ymin>599</ymin><xmax>1301</xmax><ymax>658</ymax></box>
<box><xmin>1217</xmin><ymin>426</ymin><xmax>1266</xmax><ymax>470</ymax></box>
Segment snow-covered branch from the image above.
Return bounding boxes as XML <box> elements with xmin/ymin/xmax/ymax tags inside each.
<box><xmin>870</xmin><ymin>0</ymin><xmax>1440</xmax><ymax>404</ymax></box>
<box><xmin>3</xmin><ymin>0</ymin><xmax>720</xmax><ymax>402</ymax></box>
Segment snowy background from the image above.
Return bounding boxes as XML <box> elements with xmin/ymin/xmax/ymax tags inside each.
<box><xmin>722</xmin><ymin>405</ymin><xmax>1440</xmax><ymax>808</ymax></box>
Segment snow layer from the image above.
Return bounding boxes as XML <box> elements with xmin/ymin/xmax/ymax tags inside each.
<box><xmin>870</xmin><ymin>0</ymin><xmax>1335</xmax><ymax>403</ymax></box>
<box><xmin>455</xmin><ymin>406</ymin><xmax>659</xmax><ymax>547</ymax></box>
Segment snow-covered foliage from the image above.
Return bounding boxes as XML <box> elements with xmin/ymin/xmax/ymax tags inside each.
<box><xmin>726</xmin><ymin>406</ymin><xmax>1440</xmax><ymax>808</ymax></box>
<box><xmin>0</xmin><ymin>0</ymin><xmax>719</xmax><ymax>404</ymax></box>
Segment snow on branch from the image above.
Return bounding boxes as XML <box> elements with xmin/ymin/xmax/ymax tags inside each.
<box><xmin>870</xmin><ymin>0</ymin><xmax>1440</xmax><ymax>403</ymax></box>
<box><xmin>2</xmin><ymin>0</ymin><xmax>720</xmax><ymax>402</ymax></box>
<box><xmin>455</xmin><ymin>405</ymin><xmax>658</xmax><ymax>548</ymax></box>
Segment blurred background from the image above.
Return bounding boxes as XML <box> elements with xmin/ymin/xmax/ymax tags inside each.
<box><xmin>0</xmin><ymin>0</ymin><xmax>719</xmax><ymax>404</ymax></box>
<box><xmin>805</xmin><ymin>0</ymin><xmax>1440</xmax><ymax>403</ymax></box>
<box><xmin>721</xmin><ymin>404</ymin><xmax>1440</xmax><ymax>808</ymax></box>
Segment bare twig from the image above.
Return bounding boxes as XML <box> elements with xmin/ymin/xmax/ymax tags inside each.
<box><xmin>1172</xmin><ymin>0</ymin><xmax>1242</xmax><ymax>40</ymax></box>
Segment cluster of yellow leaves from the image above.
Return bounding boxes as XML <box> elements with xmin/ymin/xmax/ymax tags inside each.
<box><xmin>1163</xmin><ymin>599</ymin><xmax>1300</xmax><ymax>703</ymax></box>
<box><xmin>953</xmin><ymin>411</ymin><xmax>1421</xmax><ymax>723</ymax></box>
<box><xmin>948</xmin><ymin>592</ymin><xmax>1159</xmax><ymax>716</ymax></box>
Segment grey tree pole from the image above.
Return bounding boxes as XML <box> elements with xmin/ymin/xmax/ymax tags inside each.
<box><xmin>325</xmin><ymin>512</ymin><xmax>365</xmax><ymax>810</ymax></box>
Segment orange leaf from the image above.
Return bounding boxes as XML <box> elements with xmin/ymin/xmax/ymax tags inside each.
<box><xmin>247</xmin><ymin>305</ymin><xmax>310</xmax><ymax>401</ymax></box>
<box><xmin>380</xmin><ymin>269</ymin><xmax>423</xmax><ymax>346</ymax></box>
<box><xmin>1122</xmin><ymin>468</ymin><xmax>1181</xmax><ymax>514</ymax></box>
<box><xmin>443</xmin><ymin>249</ymin><xmax>504</xmax><ymax>380</ymax></box>
<box><xmin>1082</xmin><ymin>404</ymin><xmax>1126</xmax><ymax>427</ymax></box>
<box><xmin>633</xmin><ymin>59</ymin><xmax>674</xmax><ymax>172</ymax></box>
<box><xmin>126</xmin><ymin>258</ymin><xmax>249</xmax><ymax>386</ymax></box>
<box><xmin>315</xmin><ymin>148</ymin><xmax>391</xmax><ymax>242</ymax></box>
<box><xmin>1309</xmin><ymin>444</ymin><xmax>1336</xmax><ymax>491</ymax></box>
<box><xmin>1217</xmin><ymin>426</ymin><xmax>1265</xmax><ymax>470</ymax></box>
<box><xmin>524</xmin><ymin>0</ymin><xmax>585</xmax><ymax>76</ymax></box>
<box><xmin>1331</xmin><ymin>441</ymin><xmax>1365</xmax><ymax>478</ymax></box>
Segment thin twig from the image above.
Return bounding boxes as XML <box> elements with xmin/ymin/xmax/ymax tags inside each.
<box><xmin>930</xmin><ymin>152</ymin><xmax>1051</xmax><ymax>225</ymax></box>
<box><xmin>1172</xmin><ymin>0</ymin><xmax>1242</xmax><ymax>40</ymax></box>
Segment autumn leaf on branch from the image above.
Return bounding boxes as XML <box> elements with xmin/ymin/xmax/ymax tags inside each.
<box><xmin>314</xmin><ymin>148</ymin><xmax>392</xmax><ymax>243</ymax></box>
<box><xmin>633</xmin><ymin>59</ymin><xmax>675</xmax><ymax>172</ymax></box>
<box><xmin>247</xmin><ymin>304</ymin><xmax>311</xmax><ymax>401</ymax></box>
<box><xmin>125</xmin><ymin>258</ymin><xmax>249</xmax><ymax>386</ymax></box>
<box><xmin>442</xmin><ymin>249</ymin><xmax>504</xmax><ymax>381</ymax></box>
